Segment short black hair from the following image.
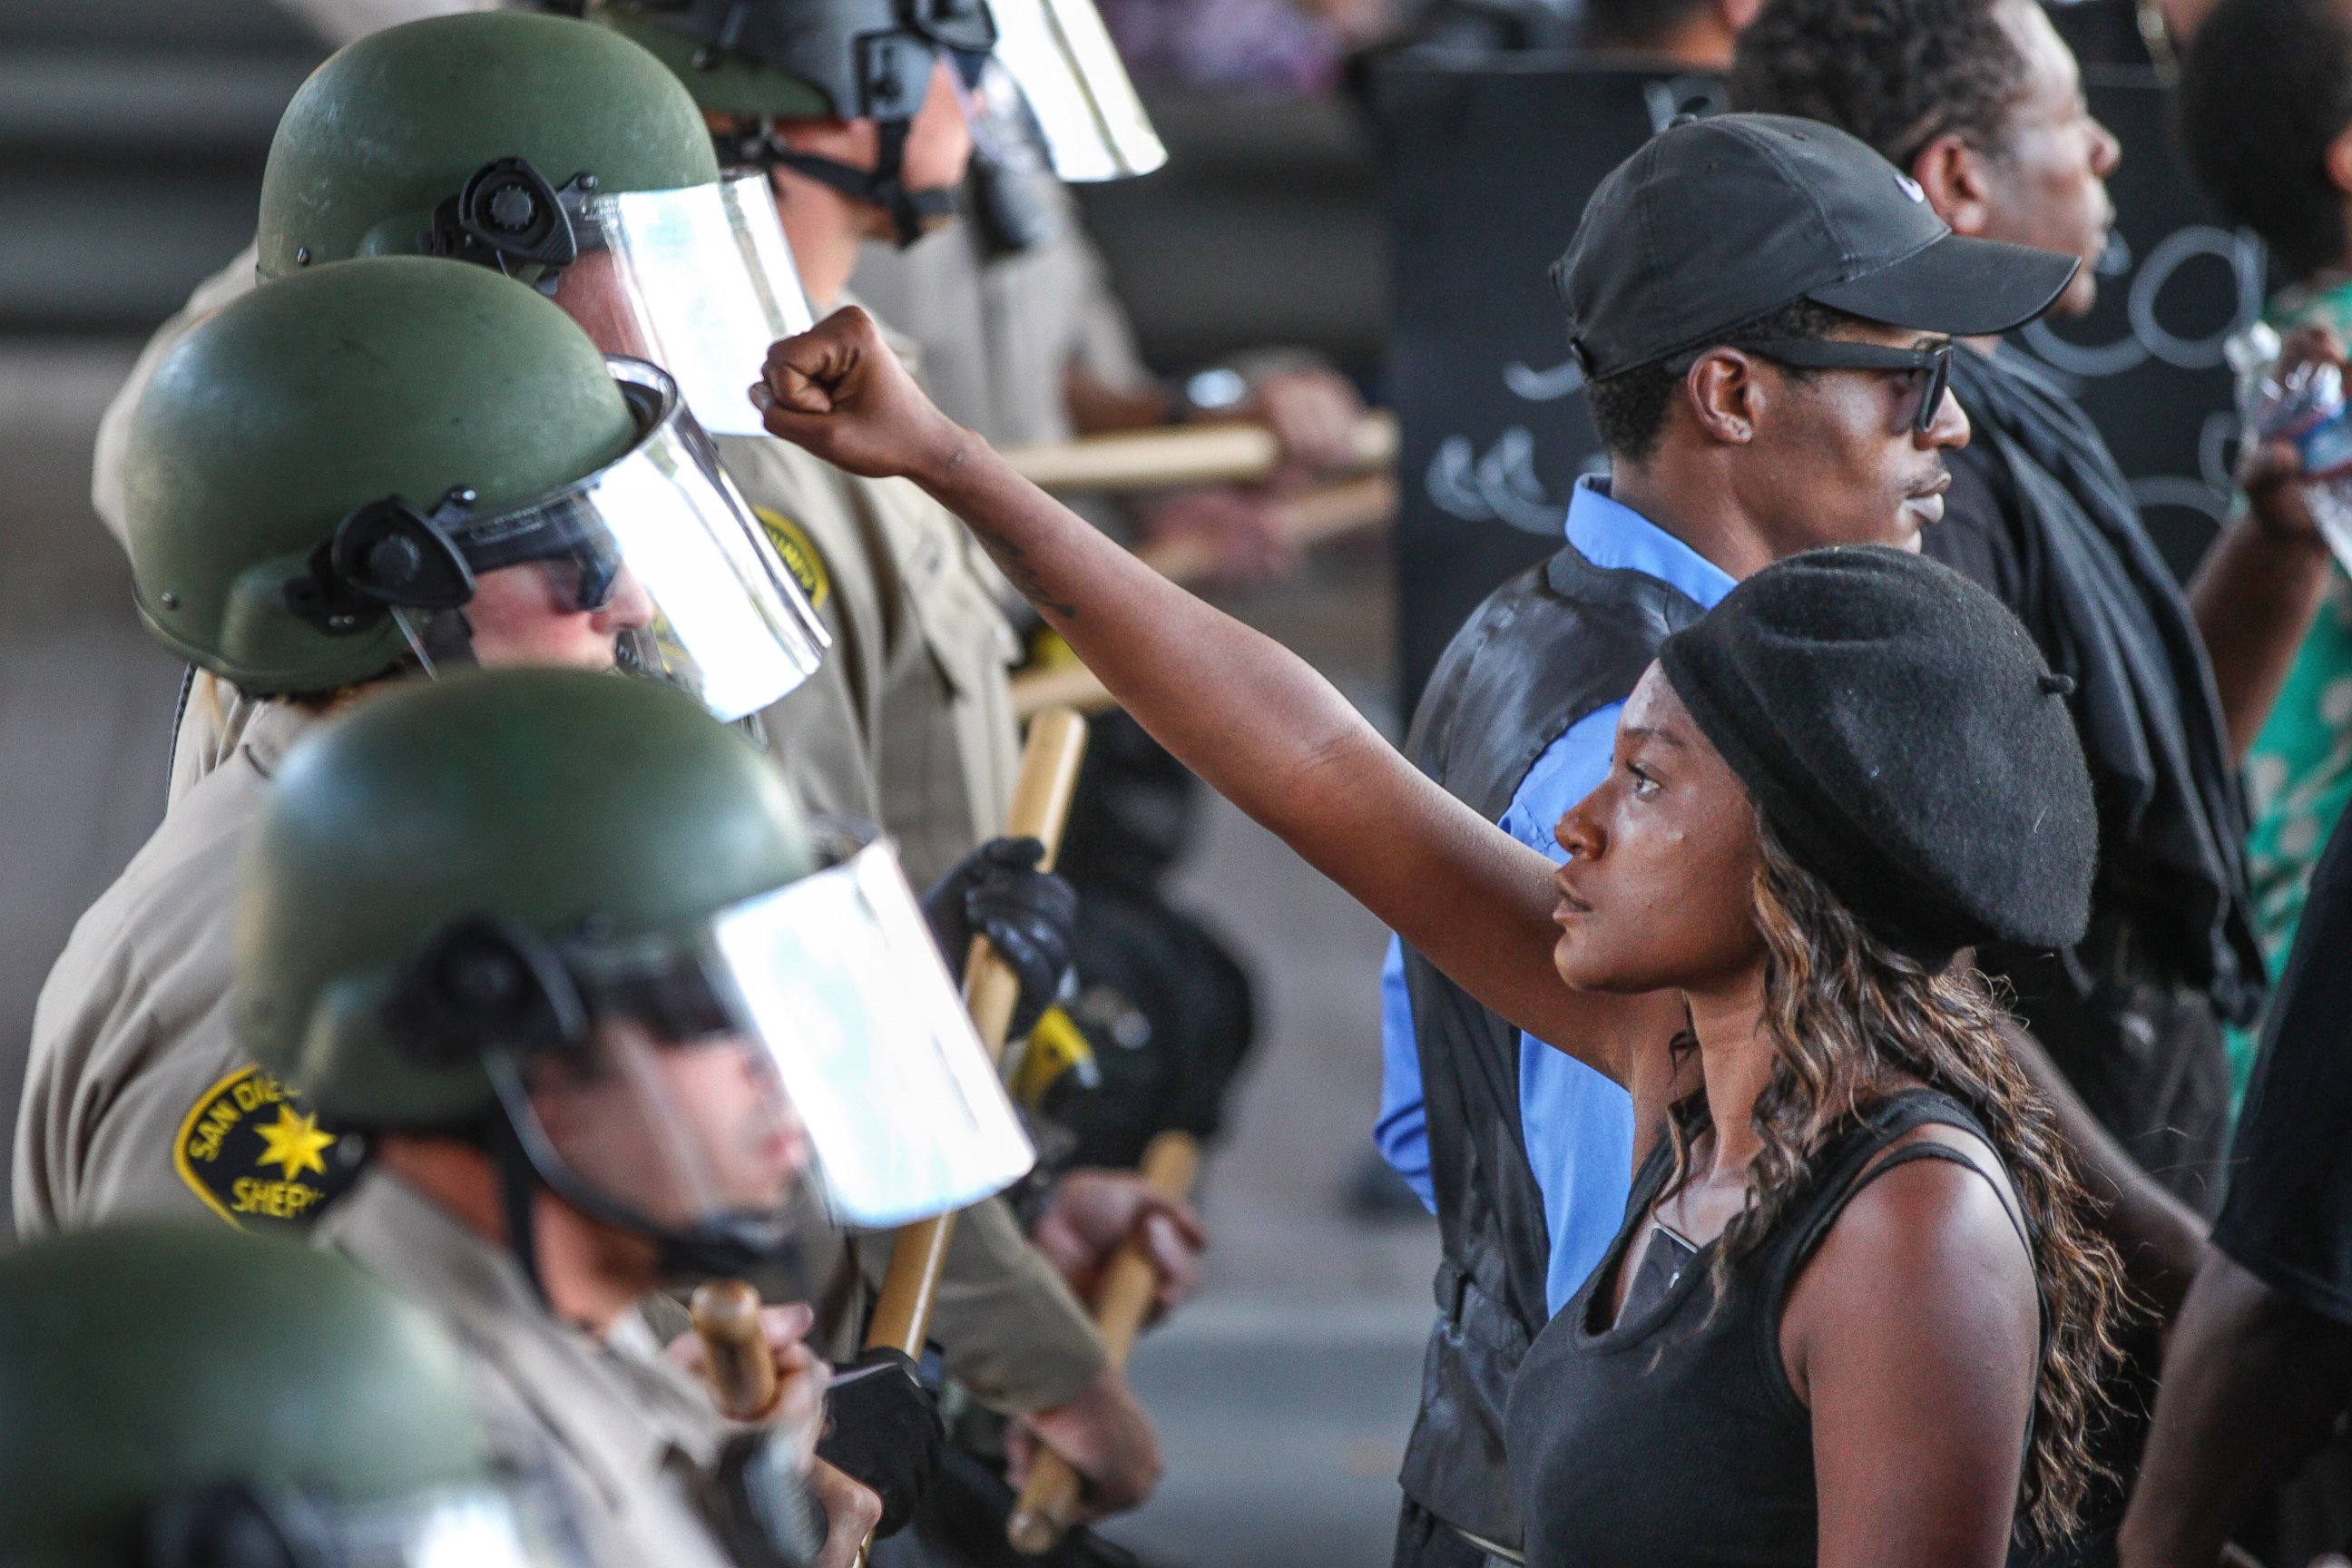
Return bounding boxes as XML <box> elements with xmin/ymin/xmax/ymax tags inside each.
<box><xmin>1584</xmin><ymin>0</ymin><xmax>1718</xmax><ymax>51</ymax></box>
<box><xmin>1586</xmin><ymin>297</ymin><xmax>1856</xmax><ymax>462</ymax></box>
<box><xmin>2180</xmin><ymin>0</ymin><xmax>2352</xmax><ymax>281</ymax></box>
<box><xmin>1726</xmin><ymin>0</ymin><xmax>2030</xmax><ymax>171</ymax></box>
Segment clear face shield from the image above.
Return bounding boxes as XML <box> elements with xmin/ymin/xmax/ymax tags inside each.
<box><xmin>426</xmin><ymin>159</ymin><xmax>815</xmax><ymax>438</ymax></box>
<box><xmin>296</xmin><ymin>357</ymin><xmax>826</xmax><ymax>722</ymax></box>
<box><xmin>452</xmin><ymin>821</ymin><xmax>1032</xmax><ymax>1266</ymax></box>
<box><xmin>706</xmin><ymin>821</ymin><xmax>1039</xmax><ymax>1226</ymax></box>
<box><xmin>553</xmin><ymin>172</ymin><xmax>816</xmax><ymax>438</ymax></box>
<box><xmin>960</xmin><ymin>0</ymin><xmax>1165</xmax><ymax>182</ymax></box>
<box><xmin>144</xmin><ymin>1476</ymin><xmax>580</xmax><ymax>1568</ymax></box>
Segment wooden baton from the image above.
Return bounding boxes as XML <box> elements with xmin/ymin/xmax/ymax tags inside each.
<box><xmin>1002</xmin><ymin>411</ymin><xmax>1396</xmax><ymax>493</ymax></box>
<box><xmin>690</xmin><ymin>1278</ymin><xmax>778</xmax><ymax>1422</ymax></box>
<box><xmin>863</xmin><ymin>707</ymin><xmax>1093</xmax><ymax>1360</ymax></box>
<box><xmin>1007</xmin><ymin>662</ymin><xmax>1122</xmax><ymax>723</ymax></box>
<box><xmin>1005</xmin><ymin>1130</ymin><xmax>1204</xmax><ymax>1555</ymax></box>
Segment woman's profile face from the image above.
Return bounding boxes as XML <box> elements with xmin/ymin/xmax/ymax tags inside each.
<box><xmin>1550</xmin><ymin>664</ymin><xmax>1768</xmax><ymax>997</ymax></box>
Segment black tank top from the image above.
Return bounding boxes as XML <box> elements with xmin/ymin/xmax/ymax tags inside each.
<box><xmin>1504</xmin><ymin>1089</ymin><xmax>2031</xmax><ymax>1568</ymax></box>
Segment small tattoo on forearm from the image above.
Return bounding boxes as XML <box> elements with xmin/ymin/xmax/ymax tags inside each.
<box><xmin>983</xmin><ymin>536</ymin><xmax>1077</xmax><ymax>620</ymax></box>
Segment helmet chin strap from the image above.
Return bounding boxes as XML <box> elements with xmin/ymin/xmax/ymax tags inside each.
<box><xmin>488</xmin><ymin>1112</ymin><xmax>555</xmax><ymax>1311</ymax></box>
<box><xmin>760</xmin><ymin>117</ymin><xmax>961</xmax><ymax>249</ymax></box>
<box><xmin>481</xmin><ymin>1055</ymin><xmax>802</xmax><ymax>1305</ymax></box>
<box><xmin>487</xmin><ymin>1104</ymin><xmax>805</xmax><ymax>1309</ymax></box>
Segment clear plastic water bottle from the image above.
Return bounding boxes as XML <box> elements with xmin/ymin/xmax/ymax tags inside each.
<box><xmin>2229</xmin><ymin>320</ymin><xmax>2352</xmax><ymax>571</ymax></box>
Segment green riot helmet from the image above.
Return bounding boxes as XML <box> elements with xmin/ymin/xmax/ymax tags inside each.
<box><xmin>0</xmin><ymin>1221</ymin><xmax>578</xmax><ymax>1568</ymax></box>
<box><xmin>588</xmin><ymin>0</ymin><xmax>1164</xmax><ymax>248</ymax></box>
<box><xmin>123</xmin><ymin>256</ymin><xmax>826</xmax><ymax>717</ymax></box>
<box><xmin>257</xmin><ymin>10</ymin><xmax>816</xmax><ymax>436</ymax></box>
<box><xmin>235</xmin><ymin>668</ymin><xmax>1035</xmax><ymax>1288</ymax></box>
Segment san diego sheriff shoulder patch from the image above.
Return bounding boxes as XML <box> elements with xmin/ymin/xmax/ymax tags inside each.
<box><xmin>173</xmin><ymin>1064</ymin><xmax>361</xmax><ymax>1231</ymax></box>
<box><xmin>755</xmin><ymin>506</ymin><xmax>830</xmax><ymax>612</ymax></box>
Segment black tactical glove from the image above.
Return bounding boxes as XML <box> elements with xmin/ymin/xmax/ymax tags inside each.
<box><xmin>921</xmin><ymin>837</ymin><xmax>1077</xmax><ymax>1042</ymax></box>
<box><xmin>814</xmin><ymin>1348</ymin><xmax>946</xmax><ymax>1540</ymax></box>
<box><xmin>710</xmin><ymin>1427</ymin><xmax>828</xmax><ymax>1568</ymax></box>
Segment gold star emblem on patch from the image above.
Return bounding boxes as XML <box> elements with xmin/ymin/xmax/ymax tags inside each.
<box><xmin>253</xmin><ymin>1104</ymin><xmax>335</xmax><ymax>1181</ymax></box>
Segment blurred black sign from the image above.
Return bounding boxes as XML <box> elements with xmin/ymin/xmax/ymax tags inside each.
<box><xmin>1374</xmin><ymin>56</ymin><xmax>1723</xmax><ymax>707</ymax></box>
<box><xmin>1374</xmin><ymin>57</ymin><xmax>2259</xmax><ymax>710</ymax></box>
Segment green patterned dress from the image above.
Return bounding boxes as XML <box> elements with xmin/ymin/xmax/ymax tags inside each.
<box><xmin>2230</xmin><ymin>278</ymin><xmax>2352</xmax><ymax>1098</ymax></box>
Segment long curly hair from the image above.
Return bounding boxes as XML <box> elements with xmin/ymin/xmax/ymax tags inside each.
<box><xmin>1656</xmin><ymin>811</ymin><xmax>2130</xmax><ymax>1553</ymax></box>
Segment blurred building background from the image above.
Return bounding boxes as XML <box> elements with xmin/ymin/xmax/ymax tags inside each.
<box><xmin>0</xmin><ymin>3</ymin><xmax>1426</xmax><ymax>1564</ymax></box>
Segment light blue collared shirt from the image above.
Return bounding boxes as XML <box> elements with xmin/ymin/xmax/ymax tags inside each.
<box><xmin>1376</xmin><ymin>477</ymin><xmax>1736</xmax><ymax>1315</ymax></box>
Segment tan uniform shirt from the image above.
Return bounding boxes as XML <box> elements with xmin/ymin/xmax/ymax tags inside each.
<box><xmin>850</xmin><ymin>183</ymin><xmax>1153</xmax><ymax>449</ymax></box>
<box><xmin>722</xmin><ymin>416</ymin><xmax>1024</xmax><ymax>887</ymax></box>
<box><xmin>81</xmin><ymin>265</ymin><xmax>1100</xmax><ymax>1411</ymax></box>
<box><xmin>13</xmin><ymin>701</ymin><xmax>354</xmax><ymax>1240</ymax></box>
<box><xmin>319</xmin><ymin>1171</ymin><xmax>740</xmax><ymax>1568</ymax></box>
<box><xmin>720</xmin><ymin>308</ymin><xmax>1102</xmax><ymax>1410</ymax></box>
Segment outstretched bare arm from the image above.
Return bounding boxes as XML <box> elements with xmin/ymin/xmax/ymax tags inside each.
<box><xmin>756</xmin><ymin>310</ymin><xmax>1656</xmax><ymax>1078</ymax></box>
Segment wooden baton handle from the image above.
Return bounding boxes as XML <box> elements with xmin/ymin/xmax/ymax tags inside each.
<box><xmin>864</xmin><ymin>708</ymin><xmax>1093</xmax><ymax>1359</ymax></box>
<box><xmin>1005</xmin><ymin>1131</ymin><xmax>1204</xmax><ymax>1555</ymax></box>
<box><xmin>1002</xmin><ymin>411</ymin><xmax>1396</xmax><ymax>493</ymax></box>
<box><xmin>690</xmin><ymin>1279</ymin><xmax>778</xmax><ymax>1422</ymax></box>
<box><xmin>1007</xmin><ymin>662</ymin><xmax>1121</xmax><ymax>723</ymax></box>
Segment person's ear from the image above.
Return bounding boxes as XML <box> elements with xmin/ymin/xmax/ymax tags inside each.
<box><xmin>1910</xmin><ymin>132</ymin><xmax>1996</xmax><ymax>238</ymax></box>
<box><xmin>1684</xmin><ymin>350</ymin><xmax>1759</xmax><ymax>446</ymax></box>
<box><xmin>2325</xmin><ymin>120</ymin><xmax>2352</xmax><ymax>200</ymax></box>
<box><xmin>1717</xmin><ymin>0</ymin><xmax>1765</xmax><ymax>32</ymax></box>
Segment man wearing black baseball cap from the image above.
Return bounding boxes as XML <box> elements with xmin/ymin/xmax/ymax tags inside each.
<box><xmin>1376</xmin><ymin>110</ymin><xmax>2078</xmax><ymax>1568</ymax></box>
<box><xmin>1554</xmin><ymin>110</ymin><xmax>2076</xmax><ymax>385</ymax></box>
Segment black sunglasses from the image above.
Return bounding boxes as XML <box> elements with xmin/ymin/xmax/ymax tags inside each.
<box><xmin>1737</xmin><ymin>338</ymin><xmax>1955</xmax><ymax>435</ymax></box>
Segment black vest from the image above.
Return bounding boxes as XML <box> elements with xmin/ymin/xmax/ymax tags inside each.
<box><xmin>1396</xmin><ymin>538</ymin><xmax>1706</xmax><ymax>1547</ymax></box>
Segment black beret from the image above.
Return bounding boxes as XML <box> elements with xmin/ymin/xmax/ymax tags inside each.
<box><xmin>1657</xmin><ymin>546</ymin><xmax>2095</xmax><ymax>967</ymax></box>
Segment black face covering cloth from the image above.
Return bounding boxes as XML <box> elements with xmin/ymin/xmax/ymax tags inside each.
<box><xmin>1948</xmin><ymin>347</ymin><xmax>2265</xmax><ymax>1024</ymax></box>
<box><xmin>1658</xmin><ymin>546</ymin><xmax>2098</xmax><ymax>970</ymax></box>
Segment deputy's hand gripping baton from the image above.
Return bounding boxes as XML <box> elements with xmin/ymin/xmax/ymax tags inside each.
<box><xmin>866</xmin><ymin>707</ymin><xmax>1093</xmax><ymax>1358</ymax></box>
<box><xmin>1005</xmin><ymin>1130</ymin><xmax>1203</xmax><ymax>1554</ymax></box>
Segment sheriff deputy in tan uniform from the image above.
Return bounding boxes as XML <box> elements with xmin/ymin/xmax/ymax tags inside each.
<box><xmin>17</xmin><ymin>256</ymin><xmax>722</xmax><ymax>1244</ymax></box>
<box><xmin>726</xmin><ymin>309</ymin><xmax>1024</xmax><ymax>887</ymax></box>
<box><xmin>238</xmin><ymin>665</ymin><xmax>950</xmax><ymax>1568</ymax></box>
<box><xmin>58</xmin><ymin>5</ymin><xmax>1173</xmax><ymax>1516</ymax></box>
<box><xmin>598</xmin><ymin>4</ymin><xmax>1176</xmax><ymax>1507</ymax></box>
<box><xmin>329</xmin><ymin>1175</ymin><xmax>799</xmax><ymax>1568</ymax></box>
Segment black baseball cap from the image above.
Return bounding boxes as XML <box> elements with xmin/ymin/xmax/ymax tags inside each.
<box><xmin>1552</xmin><ymin>113</ymin><xmax>2080</xmax><ymax>379</ymax></box>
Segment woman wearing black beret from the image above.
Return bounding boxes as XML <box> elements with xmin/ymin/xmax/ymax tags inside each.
<box><xmin>756</xmin><ymin>309</ymin><xmax>2130</xmax><ymax>1568</ymax></box>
